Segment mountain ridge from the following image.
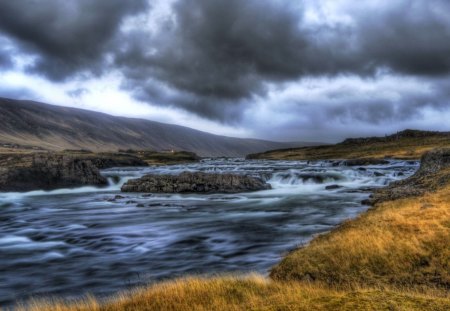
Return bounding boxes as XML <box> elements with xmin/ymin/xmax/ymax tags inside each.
<box><xmin>0</xmin><ymin>97</ymin><xmax>315</xmax><ymax>157</ymax></box>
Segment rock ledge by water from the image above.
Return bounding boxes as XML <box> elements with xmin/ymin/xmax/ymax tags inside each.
<box><xmin>0</xmin><ymin>153</ymin><xmax>108</xmax><ymax>192</ymax></box>
<box><xmin>121</xmin><ymin>171</ymin><xmax>271</xmax><ymax>193</ymax></box>
<box><xmin>368</xmin><ymin>148</ymin><xmax>450</xmax><ymax>204</ymax></box>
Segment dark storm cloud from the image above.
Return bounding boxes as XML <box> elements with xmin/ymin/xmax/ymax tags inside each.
<box><xmin>116</xmin><ymin>0</ymin><xmax>356</xmax><ymax>119</ymax></box>
<box><xmin>0</xmin><ymin>0</ymin><xmax>149</xmax><ymax>80</ymax></box>
<box><xmin>354</xmin><ymin>0</ymin><xmax>450</xmax><ymax>76</ymax></box>
<box><xmin>115</xmin><ymin>0</ymin><xmax>450</xmax><ymax>121</ymax></box>
<box><xmin>1</xmin><ymin>0</ymin><xmax>450</xmax><ymax>130</ymax></box>
<box><xmin>0</xmin><ymin>36</ymin><xmax>15</xmax><ymax>70</ymax></box>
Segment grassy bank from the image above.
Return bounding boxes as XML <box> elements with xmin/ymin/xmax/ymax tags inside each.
<box><xmin>18</xmin><ymin>275</ymin><xmax>450</xmax><ymax>311</ymax></box>
<box><xmin>247</xmin><ymin>130</ymin><xmax>450</xmax><ymax>160</ymax></box>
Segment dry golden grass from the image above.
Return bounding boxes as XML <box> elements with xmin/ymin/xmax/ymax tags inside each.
<box><xmin>271</xmin><ymin>185</ymin><xmax>450</xmax><ymax>289</ymax></box>
<box><xmin>17</xmin><ymin>275</ymin><xmax>450</xmax><ymax>311</ymax></box>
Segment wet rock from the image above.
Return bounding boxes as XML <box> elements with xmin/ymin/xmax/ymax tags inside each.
<box><xmin>107</xmin><ymin>194</ymin><xmax>126</xmax><ymax>202</ymax></box>
<box><xmin>374</xmin><ymin>172</ymin><xmax>385</xmax><ymax>177</ymax></box>
<box><xmin>0</xmin><ymin>153</ymin><xmax>107</xmax><ymax>192</ymax></box>
<box><xmin>121</xmin><ymin>171</ymin><xmax>271</xmax><ymax>193</ymax></box>
<box><xmin>88</xmin><ymin>154</ymin><xmax>147</xmax><ymax>169</ymax></box>
<box><xmin>343</xmin><ymin>158</ymin><xmax>390</xmax><ymax>166</ymax></box>
<box><xmin>325</xmin><ymin>184</ymin><xmax>343</xmax><ymax>190</ymax></box>
<box><xmin>109</xmin><ymin>175</ymin><xmax>121</xmax><ymax>184</ymax></box>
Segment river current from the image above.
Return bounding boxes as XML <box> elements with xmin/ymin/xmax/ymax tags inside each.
<box><xmin>0</xmin><ymin>158</ymin><xmax>417</xmax><ymax>306</ymax></box>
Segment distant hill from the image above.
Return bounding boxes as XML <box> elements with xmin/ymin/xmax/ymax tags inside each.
<box><xmin>0</xmin><ymin>98</ymin><xmax>315</xmax><ymax>157</ymax></box>
<box><xmin>247</xmin><ymin>129</ymin><xmax>450</xmax><ymax>160</ymax></box>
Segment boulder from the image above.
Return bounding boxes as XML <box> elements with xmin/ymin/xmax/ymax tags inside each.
<box><xmin>325</xmin><ymin>184</ymin><xmax>343</xmax><ymax>190</ymax></box>
<box><xmin>121</xmin><ymin>171</ymin><xmax>271</xmax><ymax>193</ymax></box>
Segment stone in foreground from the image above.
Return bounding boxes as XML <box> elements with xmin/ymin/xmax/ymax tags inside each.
<box><xmin>121</xmin><ymin>171</ymin><xmax>271</xmax><ymax>193</ymax></box>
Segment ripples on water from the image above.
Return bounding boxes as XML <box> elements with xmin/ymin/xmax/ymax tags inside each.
<box><xmin>0</xmin><ymin>159</ymin><xmax>418</xmax><ymax>306</ymax></box>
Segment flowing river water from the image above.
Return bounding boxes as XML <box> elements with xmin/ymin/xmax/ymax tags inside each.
<box><xmin>0</xmin><ymin>159</ymin><xmax>418</xmax><ymax>307</ymax></box>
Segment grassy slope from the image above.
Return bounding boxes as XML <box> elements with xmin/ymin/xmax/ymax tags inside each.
<box><xmin>247</xmin><ymin>131</ymin><xmax>450</xmax><ymax>160</ymax></box>
<box><xmin>20</xmin><ymin>165</ymin><xmax>450</xmax><ymax>310</ymax></box>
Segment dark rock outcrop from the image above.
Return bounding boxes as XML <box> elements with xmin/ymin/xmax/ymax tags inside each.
<box><xmin>121</xmin><ymin>171</ymin><xmax>271</xmax><ymax>193</ymax></box>
<box><xmin>325</xmin><ymin>184</ymin><xmax>343</xmax><ymax>190</ymax></box>
<box><xmin>368</xmin><ymin>148</ymin><xmax>450</xmax><ymax>204</ymax></box>
<box><xmin>88</xmin><ymin>153</ymin><xmax>147</xmax><ymax>169</ymax></box>
<box><xmin>0</xmin><ymin>153</ymin><xmax>107</xmax><ymax>192</ymax></box>
<box><xmin>341</xmin><ymin>158</ymin><xmax>390</xmax><ymax>166</ymax></box>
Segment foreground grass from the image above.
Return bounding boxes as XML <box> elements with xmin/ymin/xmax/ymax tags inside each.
<box><xmin>18</xmin><ymin>275</ymin><xmax>450</xmax><ymax>311</ymax></box>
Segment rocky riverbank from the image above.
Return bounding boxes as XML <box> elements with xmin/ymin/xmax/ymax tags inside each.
<box><xmin>0</xmin><ymin>151</ymin><xmax>148</xmax><ymax>192</ymax></box>
<box><xmin>0</xmin><ymin>149</ymin><xmax>208</xmax><ymax>192</ymax></box>
<box><xmin>0</xmin><ymin>153</ymin><xmax>106</xmax><ymax>192</ymax></box>
<box><xmin>121</xmin><ymin>171</ymin><xmax>271</xmax><ymax>193</ymax></box>
<box><xmin>367</xmin><ymin>148</ymin><xmax>450</xmax><ymax>204</ymax></box>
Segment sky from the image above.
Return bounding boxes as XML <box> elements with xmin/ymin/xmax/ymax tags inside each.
<box><xmin>0</xmin><ymin>0</ymin><xmax>449</xmax><ymax>143</ymax></box>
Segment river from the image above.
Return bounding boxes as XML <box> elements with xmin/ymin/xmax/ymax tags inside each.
<box><xmin>0</xmin><ymin>158</ymin><xmax>417</xmax><ymax>306</ymax></box>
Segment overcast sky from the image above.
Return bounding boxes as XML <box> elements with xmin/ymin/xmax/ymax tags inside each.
<box><xmin>0</xmin><ymin>0</ymin><xmax>449</xmax><ymax>142</ymax></box>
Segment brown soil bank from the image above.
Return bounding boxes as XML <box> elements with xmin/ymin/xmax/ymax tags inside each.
<box><xmin>247</xmin><ymin>129</ymin><xmax>450</xmax><ymax>160</ymax></box>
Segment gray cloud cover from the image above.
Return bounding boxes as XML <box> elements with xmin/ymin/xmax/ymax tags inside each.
<box><xmin>0</xmin><ymin>0</ymin><xmax>449</xmax><ymax>140</ymax></box>
<box><xmin>0</xmin><ymin>0</ymin><xmax>149</xmax><ymax>80</ymax></box>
